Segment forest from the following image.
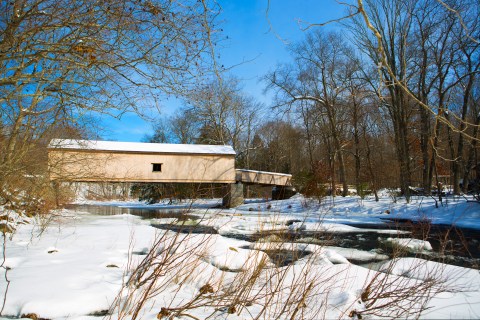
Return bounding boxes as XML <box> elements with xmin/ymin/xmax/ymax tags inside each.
<box><xmin>144</xmin><ymin>0</ymin><xmax>480</xmax><ymax>202</ymax></box>
<box><xmin>0</xmin><ymin>0</ymin><xmax>479</xmax><ymax>211</ymax></box>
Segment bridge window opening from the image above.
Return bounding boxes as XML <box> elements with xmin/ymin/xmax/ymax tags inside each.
<box><xmin>152</xmin><ymin>163</ymin><xmax>163</xmax><ymax>172</ymax></box>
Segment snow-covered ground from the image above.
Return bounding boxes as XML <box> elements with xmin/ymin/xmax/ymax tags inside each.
<box><xmin>1</xmin><ymin>194</ymin><xmax>479</xmax><ymax>319</ymax></box>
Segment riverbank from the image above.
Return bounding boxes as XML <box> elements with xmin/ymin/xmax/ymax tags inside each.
<box><xmin>1</xmin><ymin>194</ymin><xmax>479</xmax><ymax>319</ymax></box>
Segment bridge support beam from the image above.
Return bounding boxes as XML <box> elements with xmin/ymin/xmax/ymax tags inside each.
<box><xmin>222</xmin><ymin>182</ymin><xmax>244</xmax><ymax>208</ymax></box>
<box><xmin>272</xmin><ymin>186</ymin><xmax>296</xmax><ymax>200</ymax></box>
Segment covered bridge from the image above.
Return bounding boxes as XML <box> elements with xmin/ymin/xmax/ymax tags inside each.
<box><xmin>48</xmin><ymin>139</ymin><xmax>293</xmax><ymax>207</ymax></box>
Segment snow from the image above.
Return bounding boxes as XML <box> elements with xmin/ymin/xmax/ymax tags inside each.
<box><xmin>1</xmin><ymin>194</ymin><xmax>479</xmax><ymax>319</ymax></box>
<box><xmin>232</xmin><ymin>193</ymin><xmax>480</xmax><ymax>231</ymax></box>
<box><xmin>205</xmin><ymin>236</ymin><xmax>271</xmax><ymax>271</ymax></box>
<box><xmin>380</xmin><ymin>257</ymin><xmax>480</xmax><ymax>290</ymax></box>
<box><xmin>384</xmin><ymin>237</ymin><xmax>433</xmax><ymax>252</ymax></box>
<box><xmin>324</xmin><ymin>246</ymin><xmax>389</xmax><ymax>262</ymax></box>
<box><xmin>48</xmin><ymin>139</ymin><xmax>236</xmax><ymax>155</ymax></box>
<box><xmin>1</xmin><ymin>214</ymin><xmax>146</xmax><ymax>318</ymax></box>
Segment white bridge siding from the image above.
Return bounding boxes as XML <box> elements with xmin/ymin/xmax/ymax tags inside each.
<box><xmin>48</xmin><ymin>139</ymin><xmax>236</xmax><ymax>183</ymax></box>
<box><xmin>48</xmin><ymin>139</ymin><xmax>294</xmax><ymax>207</ymax></box>
<box><xmin>235</xmin><ymin>169</ymin><xmax>292</xmax><ymax>186</ymax></box>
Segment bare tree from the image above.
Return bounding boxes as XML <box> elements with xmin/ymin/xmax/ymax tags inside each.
<box><xmin>144</xmin><ymin>118</ymin><xmax>172</xmax><ymax>143</ymax></box>
<box><xmin>184</xmin><ymin>77</ymin><xmax>263</xmax><ymax>156</ymax></box>
<box><xmin>250</xmin><ymin>120</ymin><xmax>306</xmax><ymax>175</ymax></box>
<box><xmin>350</xmin><ymin>0</ymin><xmax>418</xmax><ymax>200</ymax></box>
<box><xmin>450</xmin><ymin>7</ymin><xmax>480</xmax><ymax>194</ymax></box>
<box><xmin>347</xmin><ymin>0</ymin><xmax>480</xmax><ymax>197</ymax></box>
<box><xmin>266</xmin><ymin>31</ymin><xmax>356</xmax><ymax>196</ymax></box>
<box><xmin>0</xmin><ymin>0</ymin><xmax>220</xmax><ymax>213</ymax></box>
<box><xmin>170</xmin><ymin>109</ymin><xmax>202</xmax><ymax>145</ymax></box>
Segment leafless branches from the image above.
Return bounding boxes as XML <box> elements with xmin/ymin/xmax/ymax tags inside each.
<box><xmin>104</xmin><ymin>208</ymin><xmax>471</xmax><ymax>319</ymax></box>
<box><xmin>264</xmin><ymin>0</ymin><xmax>479</xmax><ymax>197</ymax></box>
<box><xmin>0</xmin><ymin>0</ymin><xmax>221</xmax><ymax>215</ymax></box>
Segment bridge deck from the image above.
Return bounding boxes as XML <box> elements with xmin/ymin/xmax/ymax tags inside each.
<box><xmin>235</xmin><ymin>169</ymin><xmax>292</xmax><ymax>186</ymax></box>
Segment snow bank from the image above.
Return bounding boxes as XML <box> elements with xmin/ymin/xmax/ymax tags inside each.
<box><xmin>206</xmin><ymin>236</ymin><xmax>272</xmax><ymax>271</ymax></box>
<box><xmin>380</xmin><ymin>257</ymin><xmax>480</xmax><ymax>291</ymax></box>
<box><xmin>1</xmin><ymin>194</ymin><xmax>479</xmax><ymax>319</ymax></box>
<box><xmin>324</xmin><ymin>246</ymin><xmax>389</xmax><ymax>262</ymax></box>
<box><xmin>1</xmin><ymin>214</ymin><xmax>154</xmax><ymax>318</ymax></box>
<box><xmin>384</xmin><ymin>237</ymin><xmax>433</xmax><ymax>252</ymax></box>
<box><xmin>249</xmin><ymin>241</ymin><xmax>384</xmax><ymax>265</ymax></box>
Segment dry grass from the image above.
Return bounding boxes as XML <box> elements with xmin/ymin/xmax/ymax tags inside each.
<box><xmin>105</xmin><ymin>203</ymin><xmax>470</xmax><ymax>319</ymax></box>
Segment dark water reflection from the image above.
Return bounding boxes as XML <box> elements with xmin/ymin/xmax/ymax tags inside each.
<box><xmin>65</xmin><ymin>204</ymin><xmax>199</xmax><ymax>220</ymax></box>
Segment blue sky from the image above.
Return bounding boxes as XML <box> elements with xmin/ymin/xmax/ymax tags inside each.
<box><xmin>101</xmin><ymin>0</ymin><xmax>345</xmax><ymax>142</ymax></box>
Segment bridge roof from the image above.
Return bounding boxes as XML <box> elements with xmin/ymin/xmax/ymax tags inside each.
<box><xmin>48</xmin><ymin>139</ymin><xmax>236</xmax><ymax>156</ymax></box>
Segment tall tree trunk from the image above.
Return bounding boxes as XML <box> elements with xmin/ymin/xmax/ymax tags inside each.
<box><xmin>330</xmin><ymin>117</ymin><xmax>348</xmax><ymax>197</ymax></box>
<box><xmin>352</xmin><ymin>98</ymin><xmax>362</xmax><ymax>195</ymax></box>
<box><xmin>363</xmin><ymin>125</ymin><xmax>379</xmax><ymax>201</ymax></box>
<box><xmin>453</xmin><ymin>53</ymin><xmax>476</xmax><ymax>194</ymax></box>
<box><xmin>445</xmin><ymin>112</ymin><xmax>456</xmax><ymax>193</ymax></box>
<box><xmin>387</xmin><ymin>86</ymin><xmax>412</xmax><ymax>201</ymax></box>
<box><xmin>419</xmin><ymin>106</ymin><xmax>431</xmax><ymax>194</ymax></box>
<box><xmin>463</xmin><ymin>114</ymin><xmax>480</xmax><ymax>192</ymax></box>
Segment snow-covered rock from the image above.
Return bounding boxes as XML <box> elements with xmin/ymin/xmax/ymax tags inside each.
<box><xmin>384</xmin><ymin>237</ymin><xmax>433</xmax><ymax>252</ymax></box>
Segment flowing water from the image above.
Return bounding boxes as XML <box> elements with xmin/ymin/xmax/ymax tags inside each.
<box><xmin>66</xmin><ymin>204</ymin><xmax>480</xmax><ymax>269</ymax></box>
